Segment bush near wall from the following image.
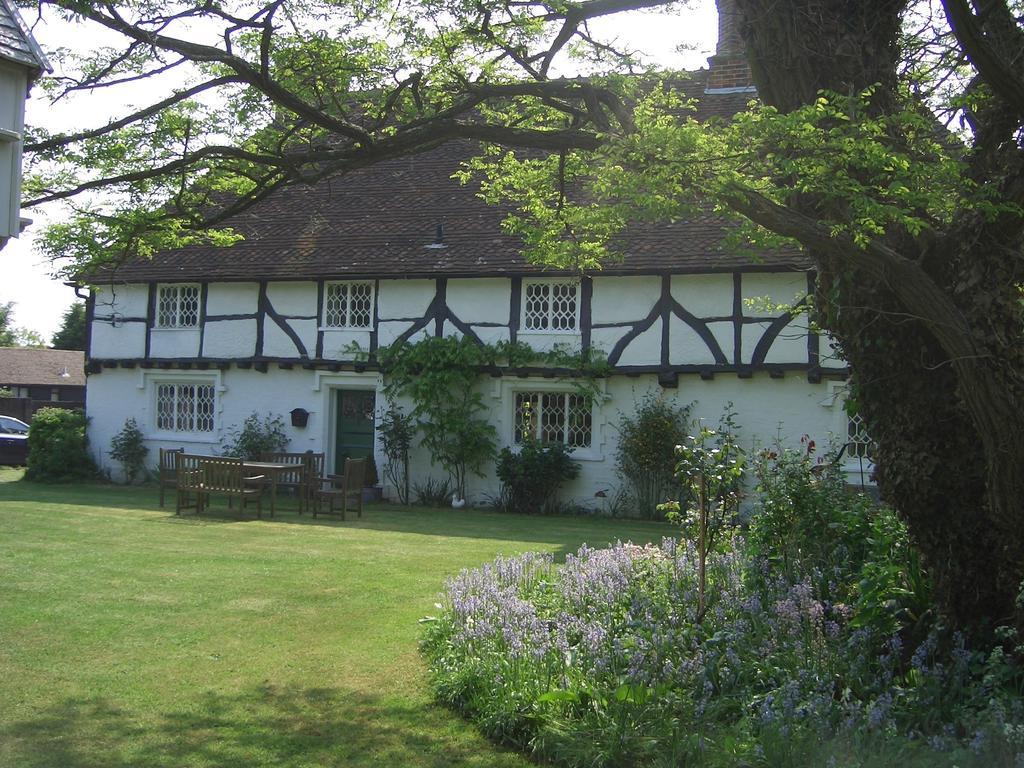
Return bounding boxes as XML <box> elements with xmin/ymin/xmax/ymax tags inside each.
<box><xmin>25</xmin><ymin>407</ymin><xmax>95</xmax><ymax>483</ymax></box>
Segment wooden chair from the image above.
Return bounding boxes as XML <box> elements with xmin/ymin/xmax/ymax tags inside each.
<box><xmin>313</xmin><ymin>457</ymin><xmax>366</xmax><ymax>520</ymax></box>
<box><xmin>158</xmin><ymin>447</ymin><xmax>184</xmax><ymax>507</ymax></box>
<box><xmin>302</xmin><ymin>452</ymin><xmax>325</xmax><ymax>514</ymax></box>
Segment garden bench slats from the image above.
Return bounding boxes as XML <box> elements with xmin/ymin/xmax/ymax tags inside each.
<box><xmin>174</xmin><ymin>453</ymin><xmax>264</xmax><ymax>517</ymax></box>
<box><xmin>159</xmin><ymin>447</ymin><xmax>184</xmax><ymax>508</ymax></box>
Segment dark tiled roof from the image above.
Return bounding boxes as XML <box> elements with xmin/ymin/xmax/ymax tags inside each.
<box><xmin>101</xmin><ymin>71</ymin><xmax>807</xmax><ymax>284</ymax></box>
<box><xmin>0</xmin><ymin>0</ymin><xmax>51</xmax><ymax>78</ymax></box>
<box><xmin>0</xmin><ymin>348</ymin><xmax>85</xmax><ymax>387</ymax></box>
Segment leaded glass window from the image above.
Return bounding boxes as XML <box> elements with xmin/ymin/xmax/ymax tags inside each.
<box><xmin>513</xmin><ymin>391</ymin><xmax>591</xmax><ymax>448</ymax></box>
<box><xmin>156</xmin><ymin>284</ymin><xmax>200</xmax><ymax>328</ymax></box>
<box><xmin>324</xmin><ymin>281</ymin><xmax>374</xmax><ymax>328</ymax></box>
<box><xmin>156</xmin><ymin>382</ymin><xmax>215</xmax><ymax>433</ymax></box>
<box><xmin>847</xmin><ymin>412</ymin><xmax>875</xmax><ymax>460</ymax></box>
<box><xmin>523</xmin><ymin>280</ymin><xmax>578</xmax><ymax>331</ymax></box>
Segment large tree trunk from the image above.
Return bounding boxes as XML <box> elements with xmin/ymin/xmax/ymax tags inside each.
<box><xmin>733</xmin><ymin>0</ymin><xmax>1024</xmax><ymax>630</ymax></box>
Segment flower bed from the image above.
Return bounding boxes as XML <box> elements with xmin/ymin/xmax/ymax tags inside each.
<box><xmin>423</xmin><ymin>534</ymin><xmax>1024</xmax><ymax>766</ymax></box>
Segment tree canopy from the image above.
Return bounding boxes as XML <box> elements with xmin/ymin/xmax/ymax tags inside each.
<box><xmin>0</xmin><ymin>301</ymin><xmax>47</xmax><ymax>348</ymax></box>
<box><xmin>50</xmin><ymin>301</ymin><xmax>86</xmax><ymax>350</ymax></box>
<box><xmin>22</xmin><ymin>0</ymin><xmax>1024</xmax><ymax>633</ymax></box>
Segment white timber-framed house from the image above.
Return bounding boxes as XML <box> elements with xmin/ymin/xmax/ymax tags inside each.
<box><xmin>82</xmin><ymin>41</ymin><xmax>873</xmax><ymax>496</ymax></box>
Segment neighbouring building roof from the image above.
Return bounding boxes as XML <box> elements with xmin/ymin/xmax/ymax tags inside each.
<box><xmin>0</xmin><ymin>347</ymin><xmax>86</xmax><ymax>387</ymax></box>
<box><xmin>0</xmin><ymin>0</ymin><xmax>51</xmax><ymax>81</ymax></box>
<box><xmin>96</xmin><ymin>70</ymin><xmax>808</xmax><ymax>285</ymax></box>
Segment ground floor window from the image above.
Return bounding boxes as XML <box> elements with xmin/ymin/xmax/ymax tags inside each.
<box><xmin>846</xmin><ymin>410</ymin><xmax>875</xmax><ymax>461</ymax></box>
<box><xmin>513</xmin><ymin>391</ymin><xmax>592</xmax><ymax>448</ymax></box>
<box><xmin>156</xmin><ymin>382</ymin><xmax>216</xmax><ymax>433</ymax></box>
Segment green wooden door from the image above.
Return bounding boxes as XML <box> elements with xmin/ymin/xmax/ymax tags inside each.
<box><xmin>334</xmin><ymin>389</ymin><xmax>376</xmax><ymax>475</ymax></box>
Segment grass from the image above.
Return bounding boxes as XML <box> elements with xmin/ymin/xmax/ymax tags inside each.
<box><xmin>0</xmin><ymin>468</ymin><xmax>672</xmax><ymax>768</ymax></box>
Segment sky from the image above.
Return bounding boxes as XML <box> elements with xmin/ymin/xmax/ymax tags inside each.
<box><xmin>2</xmin><ymin>1</ymin><xmax>718</xmax><ymax>343</ymax></box>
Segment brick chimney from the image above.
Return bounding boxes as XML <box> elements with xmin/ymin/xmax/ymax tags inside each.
<box><xmin>706</xmin><ymin>0</ymin><xmax>755</xmax><ymax>92</ymax></box>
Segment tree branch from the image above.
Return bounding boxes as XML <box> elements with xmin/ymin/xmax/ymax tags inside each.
<box><xmin>722</xmin><ymin>185</ymin><xmax>982</xmax><ymax>365</ymax></box>
<box><xmin>27</xmin><ymin>76</ymin><xmax>241</xmax><ymax>153</ymax></box>
<box><xmin>943</xmin><ymin>0</ymin><xmax>1024</xmax><ymax>118</ymax></box>
<box><xmin>77</xmin><ymin>3</ymin><xmax>373</xmax><ymax>145</ymax></box>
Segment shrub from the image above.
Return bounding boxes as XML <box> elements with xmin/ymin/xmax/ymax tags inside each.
<box><xmin>109</xmin><ymin>417</ymin><xmax>148</xmax><ymax>483</ymax></box>
<box><xmin>378</xmin><ymin>401</ymin><xmax>414</xmax><ymax>504</ymax></box>
<box><xmin>495</xmin><ymin>439</ymin><xmax>580</xmax><ymax>515</ymax></box>
<box><xmin>220</xmin><ymin>412</ymin><xmax>289</xmax><ymax>460</ymax></box>
<box><xmin>379</xmin><ymin>336</ymin><xmax>498</xmax><ymax>501</ymax></box>
<box><xmin>25</xmin><ymin>407</ymin><xmax>95</xmax><ymax>482</ymax></box>
<box><xmin>413</xmin><ymin>476</ymin><xmax>452</xmax><ymax>507</ymax></box>
<box><xmin>614</xmin><ymin>393</ymin><xmax>691</xmax><ymax>518</ymax></box>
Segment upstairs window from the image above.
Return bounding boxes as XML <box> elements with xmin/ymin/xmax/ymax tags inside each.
<box><xmin>324</xmin><ymin>281</ymin><xmax>374</xmax><ymax>329</ymax></box>
<box><xmin>156</xmin><ymin>382</ymin><xmax>215</xmax><ymax>433</ymax></box>
<box><xmin>514</xmin><ymin>391</ymin><xmax>592</xmax><ymax>448</ymax></box>
<box><xmin>156</xmin><ymin>284</ymin><xmax>200</xmax><ymax>328</ymax></box>
<box><xmin>523</xmin><ymin>280</ymin><xmax>579</xmax><ymax>331</ymax></box>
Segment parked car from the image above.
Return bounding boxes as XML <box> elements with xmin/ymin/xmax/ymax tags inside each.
<box><xmin>0</xmin><ymin>415</ymin><xmax>29</xmax><ymax>466</ymax></box>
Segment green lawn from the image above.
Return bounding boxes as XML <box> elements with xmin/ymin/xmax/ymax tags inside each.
<box><xmin>0</xmin><ymin>469</ymin><xmax>672</xmax><ymax>768</ymax></box>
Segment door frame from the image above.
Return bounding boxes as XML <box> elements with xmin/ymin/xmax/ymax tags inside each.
<box><xmin>313</xmin><ymin>371</ymin><xmax>383</xmax><ymax>484</ymax></box>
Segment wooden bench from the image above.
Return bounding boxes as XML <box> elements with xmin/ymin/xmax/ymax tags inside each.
<box><xmin>175</xmin><ymin>454</ymin><xmax>265</xmax><ymax>517</ymax></box>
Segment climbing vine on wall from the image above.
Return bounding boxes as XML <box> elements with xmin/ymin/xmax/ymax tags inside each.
<box><xmin>374</xmin><ymin>336</ymin><xmax>607</xmax><ymax>502</ymax></box>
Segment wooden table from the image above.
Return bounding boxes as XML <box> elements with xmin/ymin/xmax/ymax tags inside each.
<box><xmin>242</xmin><ymin>461</ymin><xmax>305</xmax><ymax>516</ymax></box>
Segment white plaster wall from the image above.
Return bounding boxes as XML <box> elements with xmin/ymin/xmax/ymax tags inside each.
<box><xmin>93</xmin><ymin>284</ymin><xmax>149</xmax><ymax>319</ymax></box>
<box><xmin>378</xmin><ymin>279</ymin><xmax>434</xmax><ymax>319</ymax></box>
<box><xmin>667</xmin><ymin>316</ymin><xmax>719</xmax><ymax>365</ymax></box>
<box><xmin>266</xmin><ymin>281</ymin><xmax>317</xmax><ymax>316</ymax></box>
<box><xmin>88</xmin><ymin>365</ymin><xmax>844</xmax><ymax>507</ymax></box>
<box><xmin>321</xmin><ymin>329</ymin><xmax>373</xmax><ymax>358</ymax></box>
<box><xmin>90</xmin><ymin>284</ymin><xmax>149</xmax><ymax>359</ymax></box>
<box><xmin>590</xmin><ymin>326</ymin><xmax>630</xmax><ymax>360</ymax></box>
<box><xmin>470</xmin><ymin>325</ymin><xmax>511</xmax><ymax>345</ymax></box>
<box><xmin>447</xmin><ymin>278</ymin><xmax>511</xmax><ymax>324</ymax></box>
<box><xmin>741</xmin><ymin>320</ymin><xmax>810</xmax><ymax>365</ymax></box>
<box><xmin>671</xmin><ymin>274</ymin><xmax>733</xmax><ymax>318</ymax></box>
<box><xmin>395</xmin><ymin>371</ymin><xmax>843</xmax><ymax>509</ymax></box>
<box><xmin>207</xmin><ymin>282</ymin><xmax>259</xmax><ymax>314</ymax></box>
<box><xmin>741</xmin><ymin>272</ymin><xmax>808</xmax><ymax>309</ymax></box>
<box><xmin>592</xmin><ymin>276</ymin><xmax>660</xmax><ymax>323</ymax></box>
<box><xmin>87</xmin><ymin>367</ymin><xmax>386</xmax><ymax>481</ymax></box>
<box><xmin>516</xmin><ymin>331</ymin><xmax>582</xmax><ymax>353</ymax></box>
<box><xmin>203</xmin><ymin>319</ymin><xmax>257</xmax><ymax>358</ymax></box>
<box><xmin>149</xmin><ymin>329</ymin><xmax>201</xmax><ymax>358</ymax></box>
<box><xmin>91</xmin><ymin>322</ymin><xmax>147</xmax><ymax>359</ymax></box>
<box><xmin>377</xmin><ymin>321</ymin><xmax>422</xmax><ymax>348</ymax></box>
<box><xmin>616</xmin><ymin>323</ymin><xmax>662</xmax><ymax>366</ymax></box>
<box><xmin>264</xmin><ymin>318</ymin><xmax>317</xmax><ymax>358</ymax></box>
<box><xmin>706</xmin><ymin>321</ymin><xmax>735</xmax><ymax>361</ymax></box>
<box><xmin>87</xmin><ymin>369</ymin><xmax>224</xmax><ymax>481</ymax></box>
